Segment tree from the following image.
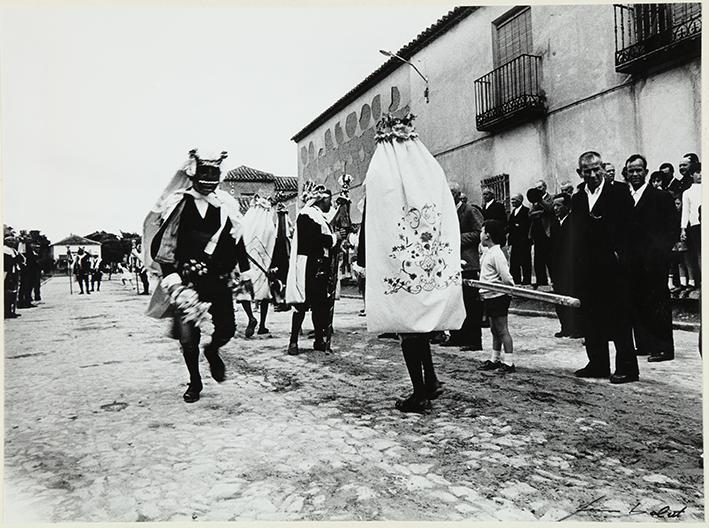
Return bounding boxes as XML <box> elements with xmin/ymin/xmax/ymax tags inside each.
<box><xmin>84</xmin><ymin>230</ymin><xmax>142</xmax><ymax>264</ymax></box>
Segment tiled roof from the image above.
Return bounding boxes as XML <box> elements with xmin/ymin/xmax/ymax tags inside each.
<box><xmin>291</xmin><ymin>6</ymin><xmax>477</xmax><ymax>142</ymax></box>
<box><xmin>51</xmin><ymin>234</ymin><xmax>102</xmax><ymax>246</ymax></box>
<box><xmin>224</xmin><ymin>165</ymin><xmax>275</xmax><ymax>182</ymax></box>
<box><xmin>274</xmin><ymin>176</ymin><xmax>298</xmax><ymax>192</ymax></box>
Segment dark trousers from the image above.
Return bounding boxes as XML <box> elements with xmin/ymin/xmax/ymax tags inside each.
<box><xmin>173</xmin><ymin>284</ymin><xmax>236</xmax><ymax>386</ymax></box>
<box><xmin>4</xmin><ymin>288</ymin><xmax>17</xmax><ymax>316</ymax></box>
<box><xmin>631</xmin><ymin>265</ymin><xmax>674</xmax><ymax>356</ymax></box>
<box><xmin>33</xmin><ymin>278</ymin><xmax>41</xmax><ymax>301</ymax></box>
<box><xmin>449</xmin><ymin>269</ymin><xmax>483</xmax><ymax>348</ymax></box>
<box><xmin>400</xmin><ymin>333</ymin><xmax>437</xmax><ymax>398</ymax></box>
<box><xmin>581</xmin><ymin>293</ymin><xmax>638</xmax><ymax>377</ymax></box>
<box><xmin>510</xmin><ymin>241</ymin><xmax>532</xmax><ymax>285</ymax></box>
<box><xmin>293</xmin><ymin>300</ymin><xmax>330</xmax><ymax>341</ymax></box>
<box><xmin>687</xmin><ymin>224</ymin><xmax>701</xmax><ymax>286</ymax></box>
<box><xmin>532</xmin><ymin>236</ymin><xmax>552</xmax><ymax>286</ymax></box>
<box><xmin>76</xmin><ymin>273</ymin><xmax>90</xmax><ymax>293</ymax></box>
<box><xmin>554</xmin><ymin>302</ymin><xmax>582</xmax><ymax>337</ymax></box>
<box><xmin>91</xmin><ymin>272</ymin><xmax>102</xmax><ymax>291</ymax></box>
<box><xmin>18</xmin><ymin>274</ymin><xmax>33</xmax><ymax>306</ymax></box>
<box><xmin>139</xmin><ymin>270</ymin><xmax>150</xmax><ymax>294</ymax></box>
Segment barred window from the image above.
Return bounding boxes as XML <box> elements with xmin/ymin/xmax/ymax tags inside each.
<box><xmin>481</xmin><ymin>174</ymin><xmax>511</xmax><ymax>213</ymax></box>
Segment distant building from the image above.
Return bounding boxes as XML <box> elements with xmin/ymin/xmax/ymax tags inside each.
<box><xmin>291</xmin><ymin>4</ymin><xmax>700</xmax><ymax>218</ymax></box>
<box><xmin>51</xmin><ymin>234</ymin><xmax>102</xmax><ymax>270</ymax></box>
<box><xmin>220</xmin><ymin>165</ymin><xmax>298</xmax><ymax>217</ymax></box>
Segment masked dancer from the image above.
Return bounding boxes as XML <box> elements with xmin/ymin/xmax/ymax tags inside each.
<box><xmin>144</xmin><ymin>149</ymin><xmax>251</xmax><ymax>403</ymax></box>
<box><xmin>285</xmin><ymin>182</ymin><xmax>347</xmax><ymax>355</ymax></box>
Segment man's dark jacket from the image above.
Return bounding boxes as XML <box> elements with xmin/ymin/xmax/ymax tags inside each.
<box><xmin>550</xmin><ymin>214</ymin><xmax>578</xmax><ymax>294</ymax></box>
<box><xmin>570</xmin><ymin>180</ymin><xmax>633</xmax><ymax>329</ymax></box>
<box><xmin>627</xmin><ymin>184</ymin><xmax>678</xmax><ymax>351</ymax></box>
<box><xmin>507</xmin><ymin>205</ymin><xmax>531</xmax><ymax>248</ymax></box>
<box><xmin>627</xmin><ymin>185</ymin><xmax>679</xmax><ymax>270</ymax></box>
<box><xmin>458</xmin><ymin>202</ymin><xmax>484</xmax><ymax>272</ymax></box>
<box><xmin>483</xmin><ymin>200</ymin><xmax>507</xmax><ymax>230</ymax></box>
<box><xmin>666</xmin><ymin>175</ymin><xmax>693</xmax><ymax>197</ymax></box>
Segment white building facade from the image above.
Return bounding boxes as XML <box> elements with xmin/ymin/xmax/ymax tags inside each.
<box><xmin>292</xmin><ymin>4</ymin><xmax>701</xmax><ymax>218</ymax></box>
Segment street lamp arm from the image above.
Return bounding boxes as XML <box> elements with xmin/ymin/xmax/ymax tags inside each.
<box><xmin>379</xmin><ymin>49</ymin><xmax>429</xmax><ymax>103</ymax></box>
<box><xmin>392</xmin><ymin>53</ymin><xmax>428</xmax><ymax>84</ymax></box>
<box><xmin>380</xmin><ymin>49</ymin><xmax>428</xmax><ymax>84</ymax></box>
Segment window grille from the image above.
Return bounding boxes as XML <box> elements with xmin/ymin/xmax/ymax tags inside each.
<box><xmin>481</xmin><ymin>174</ymin><xmax>511</xmax><ymax>213</ymax></box>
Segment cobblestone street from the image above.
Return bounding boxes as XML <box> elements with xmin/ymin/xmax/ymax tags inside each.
<box><xmin>4</xmin><ymin>277</ymin><xmax>704</xmax><ymax>522</ymax></box>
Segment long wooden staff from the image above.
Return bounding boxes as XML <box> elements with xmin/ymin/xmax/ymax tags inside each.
<box><xmin>463</xmin><ymin>279</ymin><xmax>581</xmax><ymax>307</ymax></box>
<box><xmin>66</xmin><ymin>248</ymin><xmax>73</xmax><ymax>295</ymax></box>
<box><xmin>324</xmin><ymin>174</ymin><xmax>352</xmax><ymax>352</ymax></box>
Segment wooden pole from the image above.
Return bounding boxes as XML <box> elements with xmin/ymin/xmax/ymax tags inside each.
<box><xmin>463</xmin><ymin>279</ymin><xmax>581</xmax><ymax>308</ymax></box>
<box><xmin>66</xmin><ymin>250</ymin><xmax>73</xmax><ymax>295</ymax></box>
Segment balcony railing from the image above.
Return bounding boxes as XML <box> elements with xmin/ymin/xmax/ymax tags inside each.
<box><xmin>614</xmin><ymin>3</ymin><xmax>701</xmax><ymax>73</ymax></box>
<box><xmin>474</xmin><ymin>54</ymin><xmax>545</xmax><ymax>132</ymax></box>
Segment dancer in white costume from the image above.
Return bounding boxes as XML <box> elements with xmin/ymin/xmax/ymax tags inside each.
<box><xmin>359</xmin><ymin>113</ymin><xmax>465</xmax><ymax>413</ymax></box>
<box><xmin>239</xmin><ymin>194</ymin><xmax>277</xmax><ymax>336</ymax></box>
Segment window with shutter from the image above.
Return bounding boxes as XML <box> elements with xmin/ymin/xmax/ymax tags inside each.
<box><xmin>494</xmin><ymin>8</ymin><xmax>532</xmax><ymax>67</ymax></box>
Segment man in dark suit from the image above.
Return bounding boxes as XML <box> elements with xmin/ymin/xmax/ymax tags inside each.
<box><xmin>528</xmin><ymin>181</ymin><xmax>554</xmax><ymax>286</ymax></box>
<box><xmin>625</xmin><ymin>154</ymin><xmax>679</xmax><ymax>362</ymax></box>
<box><xmin>550</xmin><ymin>193</ymin><xmax>582</xmax><ymax>338</ymax></box>
<box><xmin>481</xmin><ymin>187</ymin><xmax>507</xmax><ymax>230</ymax></box>
<box><xmin>507</xmin><ymin>193</ymin><xmax>531</xmax><ymax>285</ymax></box>
<box><xmin>442</xmin><ymin>183</ymin><xmax>484</xmax><ymax>350</ymax></box>
<box><xmin>667</xmin><ymin>153</ymin><xmax>697</xmax><ymax>196</ymax></box>
<box><xmin>571</xmin><ymin>151</ymin><xmax>638</xmax><ymax>384</ymax></box>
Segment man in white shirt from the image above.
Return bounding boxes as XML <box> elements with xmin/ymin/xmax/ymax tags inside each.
<box><xmin>507</xmin><ymin>193</ymin><xmax>531</xmax><ymax>285</ymax></box>
<box><xmin>667</xmin><ymin>153</ymin><xmax>697</xmax><ymax>196</ymax></box>
<box><xmin>571</xmin><ymin>151</ymin><xmax>638</xmax><ymax>384</ymax></box>
<box><xmin>625</xmin><ymin>154</ymin><xmax>679</xmax><ymax>362</ymax></box>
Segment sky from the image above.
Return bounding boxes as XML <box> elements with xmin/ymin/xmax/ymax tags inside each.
<box><xmin>0</xmin><ymin>2</ymin><xmax>454</xmax><ymax>243</ymax></box>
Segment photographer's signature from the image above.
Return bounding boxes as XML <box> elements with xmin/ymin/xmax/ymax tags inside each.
<box><xmin>558</xmin><ymin>495</ymin><xmax>687</xmax><ymax>521</ymax></box>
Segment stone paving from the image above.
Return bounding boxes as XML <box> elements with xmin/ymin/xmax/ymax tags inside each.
<box><xmin>3</xmin><ymin>277</ymin><xmax>704</xmax><ymax>522</ymax></box>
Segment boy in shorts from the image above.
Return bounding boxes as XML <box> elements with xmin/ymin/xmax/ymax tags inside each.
<box><xmin>478</xmin><ymin>219</ymin><xmax>515</xmax><ymax>373</ymax></box>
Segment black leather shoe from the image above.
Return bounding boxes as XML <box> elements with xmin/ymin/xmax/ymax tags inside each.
<box><xmin>204</xmin><ymin>349</ymin><xmax>226</xmax><ymax>382</ymax></box>
<box><xmin>287</xmin><ymin>343</ymin><xmax>301</xmax><ymax>356</ymax></box>
<box><xmin>610</xmin><ymin>373</ymin><xmax>639</xmax><ymax>384</ymax></box>
<box><xmin>183</xmin><ymin>382</ymin><xmax>202</xmax><ymax>403</ymax></box>
<box><xmin>313</xmin><ymin>340</ymin><xmax>327</xmax><ymax>352</ymax></box>
<box><xmin>479</xmin><ymin>360</ymin><xmax>501</xmax><ymax>371</ymax></box>
<box><xmin>378</xmin><ymin>333</ymin><xmax>399</xmax><ymax>340</ymax></box>
<box><xmin>635</xmin><ymin>349</ymin><xmax>650</xmax><ymax>356</ymax></box>
<box><xmin>245</xmin><ymin>318</ymin><xmax>257</xmax><ymax>338</ymax></box>
<box><xmin>554</xmin><ymin>331</ymin><xmax>567</xmax><ymax>338</ymax></box>
<box><xmin>574</xmin><ymin>367</ymin><xmax>610</xmax><ymax>378</ymax></box>
<box><xmin>460</xmin><ymin>345</ymin><xmax>483</xmax><ymax>352</ymax></box>
<box><xmin>395</xmin><ymin>395</ymin><xmax>432</xmax><ymax>414</ymax></box>
<box><xmin>426</xmin><ymin>381</ymin><xmax>445</xmax><ymax>400</ymax></box>
<box><xmin>648</xmin><ymin>353</ymin><xmax>674</xmax><ymax>363</ymax></box>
